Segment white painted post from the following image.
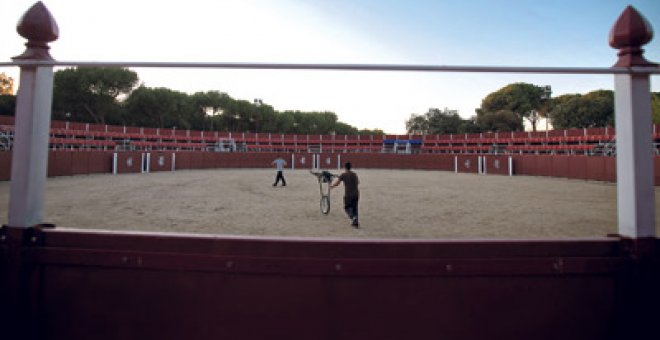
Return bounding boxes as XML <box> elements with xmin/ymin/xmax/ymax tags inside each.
<box><xmin>7</xmin><ymin>3</ymin><xmax>59</xmax><ymax>228</ymax></box>
<box><xmin>8</xmin><ymin>67</ymin><xmax>55</xmax><ymax>228</ymax></box>
<box><xmin>609</xmin><ymin>6</ymin><xmax>658</xmax><ymax>238</ymax></box>
<box><xmin>144</xmin><ymin>153</ymin><xmax>151</xmax><ymax>173</ymax></box>
<box><xmin>614</xmin><ymin>74</ymin><xmax>655</xmax><ymax>238</ymax></box>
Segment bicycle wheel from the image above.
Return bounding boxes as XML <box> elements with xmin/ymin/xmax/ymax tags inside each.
<box><xmin>320</xmin><ymin>195</ymin><xmax>330</xmax><ymax>215</ymax></box>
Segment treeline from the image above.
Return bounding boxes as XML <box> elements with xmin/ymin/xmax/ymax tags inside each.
<box><xmin>0</xmin><ymin>69</ymin><xmax>383</xmax><ymax>135</ymax></box>
<box><xmin>3</xmin><ymin>70</ymin><xmax>660</xmax><ymax>135</ymax></box>
<box><xmin>407</xmin><ymin>83</ymin><xmax>660</xmax><ymax>134</ymax></box>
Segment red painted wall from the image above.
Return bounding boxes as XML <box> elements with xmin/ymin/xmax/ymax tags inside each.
<box><xmin>456</xmin><ymin>155</ymin><xmax>480</xmax><ymax>173</ymax></box>
<box><xmin>47</xmin><ymin>151</ymin><xmax>73</xmax><ymax>177</ymax></box>
<box><xmin>115</xmin><ymin>152</ymin><xmax>143</xmax><ymax>174</ymax></box>
<box><xmin>0</xmin><ymin>151</ymin><xmax>10</xmax><ymax>181</ymax></box>
<box><xmin>149</xmin><ymin>152</ymin><xmax>173</xmax><ymax>172</ymax></box>
<box><xmin>0</xmin><ymin>151</ymin><xmax>656</xmax><ymax>185</ymax></box>
<box><xmin>6</xmin><ymin>230</ymin><xmax>653</xmax><ymax>340</ymax></box>
<box><xmin>483</xmin><ymin>155</ymin><xmax>510</xmax><ymax>175</ymax></box>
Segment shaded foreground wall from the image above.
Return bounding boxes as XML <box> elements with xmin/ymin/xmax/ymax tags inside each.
<box><xmin>2</xmin><ymin>151</ymin><xmax>660</xmax><ymax>184</ymax></box>
<box><xmin>1</xmin><ymin>227</ymin><xmax>658</xmax><ymax>339</ymax></box>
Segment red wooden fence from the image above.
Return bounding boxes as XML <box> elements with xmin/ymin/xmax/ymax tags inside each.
<box><xmin>1</xmin><ymin>151</ymin><xmax>659</xmax><ymax>185</ymax></box>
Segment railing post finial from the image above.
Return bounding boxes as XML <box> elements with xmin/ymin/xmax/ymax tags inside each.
<box><xmin>13</xmin><ymin>1</ymin><xmax>59</xmax><ymax>61</ymax></box>
<box><xmin>609</xmin><ymin>6</ymin><xmax>656</xmax><ymax>67</ymax></box>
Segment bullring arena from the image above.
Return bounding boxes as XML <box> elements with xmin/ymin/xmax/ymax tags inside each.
<box><xmin>2</xmin><ymin>4</ymin><xmax>659</xmax><ymax>339</ymax></box>
<box><xmin>2</xmin><ymin>168</ymin><xmax>660</xmax><ymax>239</ymax></box>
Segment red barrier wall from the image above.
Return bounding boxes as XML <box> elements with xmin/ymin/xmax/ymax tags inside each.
<box><xmin>88</xmin><ymin>152</ymin><xmax>113</xmax><ymax>174</ymax></box>
<box><xmin>6</xmin><ymin>229</ymin><xmax>652</xmax><ymax>340</ymax></box>
<box><xmin>47</xmin><ymin>151</ymin><xmax>73</xmax><ymax>177</ymax></box>
<box><xmin>318</xmin><ymin>153</ymin><xmax>338</xmax><ymax>170</ymax></box>
<box><xmin>174</xmin><ymin>152</ymin><xmax>191</xmax><ymax>170</ymax></box>
<box><xmin>115</xmin><ymin>152</ymin><xmax>143</xmax><ymax>174</ymax></box>
<box><xmin>0</xmin><ymin>151</ymin><xmax>10</xmax><ymax>181</ymax></box>
<box><xmin>70</xmin><ymin>152</ymin><xmax>90</xmax><ymax>175</ymax></box>
<box><xmin>0</xmin><ymin>151</ymin><xmax>655</xmax><ymax>185</ymax></box>
<box><xmin>0</xmin><ymin>115</ymin><xmax>15</xmax><ymax>125</ymax></box>
<box><xmin>483</xmin><ymin>155</ymin><xmax>510</xmax><ymax>175</ymax></box>
<box><xmin>149</xmin><ymin>152</ymin><xmax>173</xmax><ymax>172</ymax></box>
<box><xmin>456</xmin><ymin>155</ymin><xmax>480</xmax><ymax>173</ymax></box>
<box><xmin>513</xmin><ymin>155</ymin><xmax>619</xmax><ymax>183</ymax></box>
<box><xmin>336</xmin><ymin>153</ymin><xmax>454</xmax><ymax>171</ymax></box>
<box><xmin>294</xmin><ymin>153</ymin><xmax>312</xmax><ymax>169</ymax></box>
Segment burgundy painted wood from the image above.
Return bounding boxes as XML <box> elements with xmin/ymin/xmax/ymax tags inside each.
<box><xmin>1</xmin><ymin>227</ymin><xmax>658</xmax><ymax>340</ymax></box>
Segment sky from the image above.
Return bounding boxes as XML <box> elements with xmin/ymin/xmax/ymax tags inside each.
<box><xmin>1</xmin><ymin>0</ymin><xmax>659</xmax><ymax>134</ymax></box>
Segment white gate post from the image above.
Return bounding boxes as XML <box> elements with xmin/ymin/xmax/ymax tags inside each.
<box><xmin>609</xmin><ymin>6</ymin><xmax>657</xmax><ymax>238</ymax></box>
<box><xmin>7</xmin><ymin>3</ymin><xmax>59</xmax><ymax>228</ymax></box>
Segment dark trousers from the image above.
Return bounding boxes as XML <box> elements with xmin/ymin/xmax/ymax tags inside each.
<box><xmin>273</xmin><ymin>171</ymin><xmax>286</xmax><ymax>186</ymax></box>
<box><xmin>344</xmin><ymin>195</ymin><xmax>359</xmax><ymax>221</ymax></box>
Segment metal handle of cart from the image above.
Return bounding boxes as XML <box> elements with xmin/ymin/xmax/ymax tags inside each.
<box><xmin>310</xmin><ymin>170</ymin><xmax>337</xmax><ymax>214</ymax></box>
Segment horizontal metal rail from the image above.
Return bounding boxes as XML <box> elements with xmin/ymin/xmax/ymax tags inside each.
<box><xmin>1</xmin><ymin>60</ymin><xmax>659</xmax><ymax>74</ymax></box>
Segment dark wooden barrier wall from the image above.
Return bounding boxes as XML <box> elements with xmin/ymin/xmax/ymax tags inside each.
<box><xmin>1</xmin><ymin>151</ymin><xmax>659</xmax><ymax>185</ymax></box>
<box><xmin>511</xmin><ymin>155</ymin><xmax>617</xmax><ymax>182</ymax></box>
<box><xmin>0</xmin><ymin>152</ymin><xmax>10</xmax><ymax>181</ymax></box>
<box><xmin>1</xmin><ymin>227</ymin><xmax>658</xmax><ymax>340</ymax></box>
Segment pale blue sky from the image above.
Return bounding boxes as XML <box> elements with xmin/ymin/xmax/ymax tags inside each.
<box><xmin>1</xmin><ymin>0</ymin><xmax>659</xmax><ymax>133</ymax></box>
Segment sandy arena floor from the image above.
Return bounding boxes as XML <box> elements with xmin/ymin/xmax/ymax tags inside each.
<box><xmin>1</xmin><ymin>169</ymin><xmax>659</xmax><ymax>239</ymax></box>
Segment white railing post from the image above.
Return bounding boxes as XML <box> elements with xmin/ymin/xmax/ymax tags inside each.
<box><xmin>7</xmin><ymin>2</ymin><xmax>59</xmax><ymax>228</ymax></box>
<box><xmin>609</xmin><ymin>6</ymin><xmax>658</xmax><ymax>238</ymax></box>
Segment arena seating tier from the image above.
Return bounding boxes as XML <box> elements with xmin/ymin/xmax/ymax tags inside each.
<box><xmin>1</xmin><ymin>115</ymin><xmax>658</xmax><ymax>155</ymax></box>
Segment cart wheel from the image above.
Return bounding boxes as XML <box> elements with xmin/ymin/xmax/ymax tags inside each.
<box><xmin>320</xmin><ymin>195</ymin><xmax>330</xmax><ymax>215</ymax></box>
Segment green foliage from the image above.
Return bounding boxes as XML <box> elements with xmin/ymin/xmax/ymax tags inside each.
<box><xmin>479</xmin><ymin>82</ymin><xmax>547</xmax><ymax>131</ymax></box>
<box><xmin>52</xmin><ymin>67</ymin><xmax>139</xmax><ymax>124</ymax></box>
<box><xmin>49</xmin><ymin>68</ymin><xmax>370</xmax><ymax>133</ymax></box>
<box><xmin>548</xmin><ymin>90</ymin><xmax>613</xmax><ymax>129</ymax></box>
<box><xmin>0</xmin><ymin>94</ymin><xmax>16</xmax><ymax>116</ymax></box>
<box><xmin>124</xmin><ymin>87</ymin><xmax>195</xmax><ymax>129</ymax></box>
<box><xmin>406</xmin><ymin>108</ymin><xmax>473</xmax><ymax>134</ymax></box>
<box><xmin>652</xmin><ymin>92</ymin><xmax>660</xmax><ymax>124</ymax></box>
<box><xmin>358</xmin><ymin>128</ymin><xmax>385</xmax><ymax>135</ymax></box>
<box><xmin>476</xmin><ymin>109</ymin><xmax>523</xmax><ymax>132</ymax></box>
<box><xmin>457</xmin><ymin>117</ymin><xmax>481</xmax><ymax>133</ymax></box>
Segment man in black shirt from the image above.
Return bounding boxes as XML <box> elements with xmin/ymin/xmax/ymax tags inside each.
<box><xmin>331</xmin><ymin>162</ymin><xmax>360</xmax><ymax>228</ymax></box>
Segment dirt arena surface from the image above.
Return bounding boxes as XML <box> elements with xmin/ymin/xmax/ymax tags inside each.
<box><xmin>2</xmin><ymin>169</ymin><xmax>659</xmax><ymax>239</ymax></box>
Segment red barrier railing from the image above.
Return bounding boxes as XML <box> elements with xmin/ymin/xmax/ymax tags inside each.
<box><xmin>2</xmin><ymin>150</ymin><xmax>660</xmax><ymax>185</ymax></box>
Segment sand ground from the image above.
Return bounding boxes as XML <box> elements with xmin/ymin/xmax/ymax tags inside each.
<box><xmin>1</xmin><ymin>169</ymin><xmax>659</xmax><ymax>239</ymax></box>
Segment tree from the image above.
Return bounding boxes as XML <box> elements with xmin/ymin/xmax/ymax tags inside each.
<box><xmin>548</xmin><ymin>90</ymin><xmax>613</xmax><ymax>129</ymax></box>
<box><xmin>457</xmin><ymin>117</ymin><xmax>481</xmax><ymax>133</ymax></box>
<box><xmin>0</xmin><ymin>95</ymin><xmax>16</xmax><ymax>116</ymax></box>
<box><xmin>189</xmin><ymin>91</ymin><xmax>233</xmax><ymax>131</ymax></box>
<box><xmin>479</xmin><ymin>82</ymin><xmax>547</xmax><ymax>131</ymax></box>
<box><xmin>476</xmin><ymin>109</ymin><xmax>523</xmax><ymax>132</ymax></box>
<box><xmin>0</xmin><ymin>73</ymin><xmax>14</xmax><ymax>95</ymax></box>
<box><xmin>652</xmin><ymin>92</ymin><xmax>660</xmax><ymax>124</ymax></box>
<box><xmin>405</xmin><ymin>114</ymin><xmax>429</xmax><ymax>134</ymax></box>
<box><xmin>405</xmin><ymin>108</ymin><xmax>464</xmax><ymax>134</ymax></box>
<box><xmin>124</xmin><ymin>86</ymin><xmax>194</xmax><ymax>129</ymax></box>
<box><xmin>52</xmin><ymin>67</ymin><xmax>139</xmax><ymax>125</ymax></box>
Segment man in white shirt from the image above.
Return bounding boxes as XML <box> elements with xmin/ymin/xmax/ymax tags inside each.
<box><xmin>271</xmin><ymin>155</ymin><xmax>287</xmax><ymax>187</ymax></box>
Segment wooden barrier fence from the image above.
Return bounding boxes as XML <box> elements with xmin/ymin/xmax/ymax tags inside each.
<box><xmin>2</xmin><ymin>151</ymin><xmax>660</xmax><ymax>185</ymax></box>
<box><xmin>1</xmin><ymin>227</ymin><xmax>658</xmax><ymax>340</ymax></box>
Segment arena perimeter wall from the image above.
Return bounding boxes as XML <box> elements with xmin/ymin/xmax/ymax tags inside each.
<box><xmin>2</xmin><ymin>151</ymin><xmax>660</xmax><ymax>184</ymax></box>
